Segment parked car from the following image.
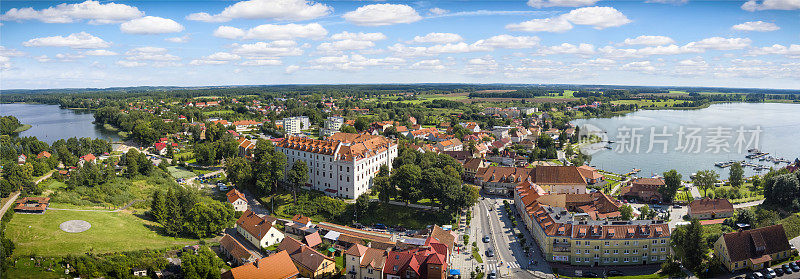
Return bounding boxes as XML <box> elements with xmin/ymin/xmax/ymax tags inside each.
<box><xmin>483</xmin><ymin>235</ymin><xmax>490</xmax><ymax>243</ymax></box>
<box><xmin>582</xmin><ymin>271</ymin><xmax>600</xmax><ymax>278</ymax></box>
<box><xmin>763</xmin><ymin>268</ymin><xmax>775</xmax><ymax>279</ymax></box>
<box><xmin>673</xmin><ymin>205</ymin><xmax>682</xmax><ymax>209</ymax></box>
<box><xmin>485</xmin><ymin>248</ymin><xmax>494</xmax><ymax>257</ymax></box>
<box><xmin>789</xmin><ymin>262</ymin><xmax>800</xmax><ymax>272</ymax></box>
<box><xmin>487</xmin><ymin>271</ymin><xmax>496</xmax><ymax>279</ymax></box>
<box><xmin>607</xmin><ymin>270</ymin><xmax>624</xmax><ymax>277</ymax></box>
<box><xmin>775</xmin><ymin>267</ymin><xmax>784</xmax><ymax>276</ymax></box>
<box><xmin>767</xmin><ymin>268</ymin><xmax>777</xmax><ymax>278</ymax></box>
<box><xmin>745</xmin><ymin>273</ymin><xmax>756</xmax><ymax>279</ymax></box>
<box><xmin>753</xmin><ymin>271</ymin><xmax>764</xmax><ymax>279</ymax></box>
<box><xmin>219</xmin><ymin>185</ymin><xmax>229</xmax><ymax>191</ymax></box>
<box><xmin>374</xmin><ymin>223</ymin><xmax>387</xmax><ymax>230</ymax></box>
<box><xmin>782</xmin><ymin>264</ymin><xmax>793</xmax><ymax>275</ymax></box>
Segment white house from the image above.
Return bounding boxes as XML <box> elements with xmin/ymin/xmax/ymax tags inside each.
<box><xmin>276</xmin><ymin>133</ymin><xmax>397</xmax><ymax>199</ymax></box>
<box><xmin>345</xmin><ymin>244</ymin><xmax>386</xmax><ymax>279</ymax></box>
<box><xmin>226</xmin><ymin>189</ymin><xmax>248</xmax><ymax>212</ymax></box>
<box><xmin>235</xmin><ymin>210</ymin><xmax>284</xmax><ymax>248</ymax></box>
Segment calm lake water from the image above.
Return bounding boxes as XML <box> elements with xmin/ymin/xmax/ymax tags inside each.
<box><xmin>571</xmin><ymin>103</ymin><xmax>800</xmax><ymax>179</ymax></box>
<box><xmin>0</xmin><ymin>103</ymin><xmax>120</xmax><ymax>144</ymax></box>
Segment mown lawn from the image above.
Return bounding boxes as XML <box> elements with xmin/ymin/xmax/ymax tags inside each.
<box><xmin>779</xmin><ymin>213</ymin><xmax>800</xmax><ymax>240</ymax></box>
<box><xmin>6</xmin><ymin>210</ymin><xmax>204</xmax><ymax>257</ymax></box>
<box><xmin>167</xmin><ymin>166</ymin><xmax>196</xmax><ymax>179</ymax></box>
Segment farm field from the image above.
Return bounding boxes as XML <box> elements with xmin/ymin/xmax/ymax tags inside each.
<box><xmin>5</xmin><ymin>209</ymin><xmax>203</xmax><ymax>257</ymax></box>
<box><xmin>611</xmin><ymin>99</ymin><xmax>687</xmax><ymax>107</ymax></box>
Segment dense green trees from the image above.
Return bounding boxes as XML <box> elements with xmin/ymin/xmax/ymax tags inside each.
<box><xmin>181</xmin><ymin>246</ymin><xmax>225</xmax><ymax>279</ymax></box>
<box><xmin>764</xmin><ymin>171</ymin><xmax>800</xmax><ymax>207</ymax></box>
<box><xmin>693</xmin><ymin>169</ymin><xmax>719</xmax><ymax>197</ymax></box>
<box><xmin>671</xmin><ymin>219</ymin><xmax>707</xmax><ymax>274</ymax></box>
<box><xmin>659</xmin><ymin>169</ymin><xmax>682</xmax><ymax>204</ymax></box>
<box><xmin>287</xmin><ymin>160</ymin><xmax>309</xmax><ymax>203</ymax></box>
<box><xmin>619</xmin><ymin>205</ymin><xmax>633</xmax><ymax>220</ymax></box>
<box><xmin>150</xmin><ymin>188</ymin><xmax>234</xmax><ymax>238</ymax></box>
<box><xmin>0</xmin><ymin>116</ymin><xmax>23</xmax><ymax>135</ymax></box>
<box><xmin>729</xmin><ymin>162</ymin><xmax>744</xmax><ymax>188</ymax></box>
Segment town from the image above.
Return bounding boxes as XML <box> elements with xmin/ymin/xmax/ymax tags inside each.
<box><xmin>1</xmin><ymin>83</ymin><xmax>800</xmax><ymax>279</ymax></box>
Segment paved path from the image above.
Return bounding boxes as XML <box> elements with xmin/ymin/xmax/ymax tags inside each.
<box><xmin>689</xmin><ymin>185</ymin><xmax>702</xmax><ymax>199</ymax></box>
<box><xmin>34</xmin><ymin>170</ymin><xmax>55</xmax><ymax>184</ymax></box>
<box><xmin>0</xmin><ymin>192</ymin><xmax>20</xmax><ymax>221</ymax></box>
<box><xmin>733</xmin><ymin>199</ymin><xmax>765</xmax><ymax>208</ymax></box>
<box><xmin>49</xmin><ymin>199</ymin><xmax>144</xmax><ymax>212</ymax></box>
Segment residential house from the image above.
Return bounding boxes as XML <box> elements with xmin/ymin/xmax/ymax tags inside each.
<box><xmin>36</xmin><ymin>151</ymin><xmax>51</xmax><ymax>159</ymax></box>
<box><xmin>227</xmin><ymin>189</ymin><xmax>248</xmax><ymax>212</ymax></box>
<box><xmin>576</xmin><ymin>165</ymin><xmax>604</xmax><ymax>185</ymax></box>
<box><xmin>79</xmin><ymin>153</ymin><xmax>97</xmax><ymax>166</ymax></box>
<box><xmin>434</xmin><ymin>138</ymin><xmax>462</xmax><ymax>152</ymax></box>
<box><xmin>17</xmin><ymin>154</ymin><xmax>26</xmax><ymax>164</ymax></box>
<box><xmin>476</xmin><ymin>165</ymin><xmax>588</xmax><ymax>196</ymax></box>
<box><xmin>458</xmin><ymin>122</ymin><xmax>481</xmax><ymax>133</ymax></box>
<box><xmin>232</xmin><ymin>120</ymin><xmax>263</xmax><ymax>132</ymax></box>
<box><xmin>345</xmin><ymin>244</ymin><xmax>387</xmax><ymax>279</ymax></box>
<box><xmin>463</xmin><ymin>158</ymin><xmax>489</xmax><ymax>182</ymax></box>
<box><xmin>154</xmin><ymin>142</ymin><xmax>168</xmax><ymax>156</ymax></box>
<box><xmin>320</xmin><ymin>116</ymin><xmax>345</xmax><ymax>137</ymax></box>
<box><xmin>278</xmin><ymin>237</ymin><xmax>336</xmax><ymax>279</ymax></box>
<box><xmin>286</xmin><ymin>215</ymin><xmax>318</xmax><ymax>236</ymax></box>
<box><xmin>487</xmin><ymin>150</ymin><xmax>525</xmax><ymax>166</ymax></box>
<box><xmin>237</xmin><ymin>137</ymin><xmax>256</xmax><ymax>158</ymax></box>
<box><xmin>219</xmin><ymin>234</ymin><xmax>259</xmax><ymax>266</ymax></box>
<box><xmin>221</xmin><ymin>250</ymin><xmax>299</xmax><ymax>279</ymax></box>
<box><xmin>619</xmin><ymin>178</ymin><xmax>665</xmax><ymax>203</ymax></box>
<box><xmin>383</xmin><ymin>238</ymin><xmax>448</xmax><ymax>279</ymax></box>
<box><xmin>236</xmin><ymin>210</ymin><xmax>284</xmax><ymax>248</ymax></box>
<box><xmin>688</xmin><ymin>198</ymin><xmax>734</xmax><ymax>220</ymax></box>
<box><xmin>714</xmin><ymin>224</ymin><xmax>792</xmax><ymax>272</ymax></box>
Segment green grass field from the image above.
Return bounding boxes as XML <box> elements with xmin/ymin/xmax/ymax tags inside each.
<box><xmin>167</xmin><ymin>166</ymin><xmax>196</xmax><ymax>179</ymax></box>
<box><xmin>6</xmin><ymin>210</ymin><xmax>203</xmax><ymax>257</ymax></box>
<box><xmin>13</xmin><ymin>124</ymin><xmax>32</xmax><ymax>133</ymax></box>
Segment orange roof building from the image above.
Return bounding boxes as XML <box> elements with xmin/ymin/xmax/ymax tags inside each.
<box><xmin>275</xmin><ymin>133</ymin><xmax>397</xmax><ymax>199</ymax></box>
<box><xmin>235</xmin><ymin>210</ymin><xmax>284</xmax><ymax>248</ymax></box>
<box><xmin>221</xmin><ymin>250</ymin><xmax>299</xmax><ymax>279</ymax></box>
<box><xmin>14</xmin><ymin>197</ymin><xmax>50</xmax><ymax>214</ymax></box>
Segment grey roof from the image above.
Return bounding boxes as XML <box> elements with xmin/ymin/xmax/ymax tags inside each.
<box><xmin>323</xmin><ymin>231</ymin><xmax>340</xmax><ymax>241</ymax></box>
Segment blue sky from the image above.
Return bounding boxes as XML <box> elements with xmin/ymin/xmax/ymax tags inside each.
<box><xmin>1</xmin><ymin>0</ymin><xmax>799</xmax><ymax>90</ymax></box>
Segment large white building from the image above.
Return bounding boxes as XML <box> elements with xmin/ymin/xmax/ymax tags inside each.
<box><xmin>276</xmin><ymin>133</ymin><xmax>398</xmax><ymax>199</ymax></box>
<box><xmin>282</xmin><ymin>116</ymin><xmax>311</xmax><ymax>134</ymax></box>
<box><xmin>320</xmin><ymin>116</ymin><xmax>345</xmax><ymax>137</ymax></box>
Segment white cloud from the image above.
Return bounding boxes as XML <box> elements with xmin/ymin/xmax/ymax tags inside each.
<box><xmin>0</xmin><ymin>46</ymin><xmax>25</xmax><ymax>57</ymax></box>
<box><xmin>506</xmin><ymin>6</ymin><xmax>630</xmax><ymax>33</ymax></box>
<box><xmin>742</xmin><ymin>0</ymin><xmax>800</xmax><ymax>11</ymax></box>
<box><xmin>0</xmin><ymin>56</ymin><xmax>12</xmax><ymax>70</ymax></box>
<box><xmin>206</xmin><ymin>52</ymin><xmax>241</xmax><ymax>61</ymax></box>
<box><xmin>240</xmin><ymin>59</ymin><xmax>282</xmax><ymax>66</ymax></box>
<box><xmin>428</xmin><ymin>8</ymin><xmax>449</xmax><ymax>15</ymax></box>
<box><xmin>622</xmin><ymin>61</ymin><xmax>657</xmax><ymax>73</ymax></box>
<box><xmin>189</xmin><ymin>59</ymin><xmax>229</xmax><ymax>65</ymax></box>
<box><xmin>165</xmin><ymin>35</ymin><xmax>191</xmax><ymax>43</ymax></box>
<box><xmin>285</xmin><ymin>65</ymin><xmax>300</xmax><ymax>74</ymax></box>
<box><xmin>537</xmin><ymin>43</ymin><xmax>595</xmax><ymax>55</ymax></box>
<box><xmin>186</xmin><ymin>0</ymin><xmax>331</xmax><ymax>22</ymax></box>
<box><xmin>677</xmin><ymin>57</ymin><xmax>708</xmax><ymax>67</ymax></box>
<box><xmin>411</xmin><ymin>33</ymin><xmax>464</xmax><ymax>44</ymax></box>
<box><xmin>582</xmin><ymin>58</ymin><xmax>616</xmax><ymax>66</ymax></box>
<box><xmin>560</xmin><ymin>7</ymin><xmax>632</xmax><ymax>29</ymax></box>
<box><xmin>23</xmin><ymin>32</ymin><xmax>111</xmax><ymax>49</ymax></box>
<box><xmin>637</xmin><ymin>44</ymin><xmax>700</xmax><ymax>55</ymax></box>
<box><xmin>474</xmin><ymin>35</ymin><xmax>540</xmax><ymax>49</ymax></box>
<box><xmin>527</xmin><ymin>0</ymin><xmax>600</xmax><ymax>8</ymax></box>
<box><xmin>748</xmin><ymin>44</ymin><xmax>800</xmax><ymax>58</ymax></box>
<box><xmin>505</xmin><ymin>17</ymin><xmax>573</xmax><ymax>33</ymax></box>
<box><xmin>343</xmin><ymin>4</ymin><xmax>422</xmax><ymax>26</ymax></box>
<box><xmin>125</xmin><ymin>47</ymin><xmax>180</xmax><ymax>61</ymax></box>
<box><xmin>732</xmin><ymin>21</ymin><xmax>780</xmax><ymax>32</ymax></box>
<box><xmin>685</xmin><ymin>37</ymin><xmax>751</xmax><ymax>50</ymax></box>
<box><xmin>623</xmin><ymin>35</ymin><xmax>675</xmax><ymax>46</ymax></box>
<box><xmin>309</xmin><ymin>54</ymin><xmax>405</xmax><ymax>71</ymax></box>
<box><xmin>213</xmin><ymin>26</ymin><xmax>246</xmax><ymax>39</ymax></box>
<box><xmin>468</xmin><ymin>57</ymin><xmax>497</xmax><ymax>66</ymax></box>
<box><xmin>410</xmin><ymin>59</ymin><xmax>445</xmax><ymax>70</ymax></box>
<box><xmin>317</xmin><ymin>40</ymin><xmax>375</xmax><ymax>52</ymax></box>
<box><xmin>116</xmin><ymin>60</ymin><xmax>146</xmax><ymax>67</ymax></box>
<box><xmin>231</xmin><ymin>41</ymin><xmax>304</xmax><ymax>57</ymax></box>
<box><xmin>330</xmin><ymin>32</ymin><xmax>386</xmax><ymax>41</ymax></box>
<box><xmin>0</xmin><ymin>0</ymin><xmax>143</xmax><ymax>24</ymax></box>
<box><xmin>120</xmin><ymin>16</ymin><xmax>184</xmax><ymax>34</ymax></box>
<box><xmin>214</xmin><ymin>23</ymin><xmax>327</xmax><ymax>40</ymax></box>
<box><xmin>83</xmin><ymin>49</ymin><xmax>118</xmax><ymax>56</ymax></box>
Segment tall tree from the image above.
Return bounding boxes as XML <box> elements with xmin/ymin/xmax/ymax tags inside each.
<box><xmin>619</xmin><ymin>205</ymin><xmax>633</xmax><ymax>220</ymax></box>
<box><xmin>660</xmin><ymin>169</ymin><xmax>682</xmax><ymax>204</ymax></box>
<box><xmin>287</xmin><ymin>160</ymin><xmax>309</xmax><ymax>203</ymax></box>
<box><xmin>150</xmin><ymin>190</ymin><xmax>167</xmax><ymax>224</ymax></box>
<box><xmin>224</xmin><ymin>156</ymin><xmax>252</xmax><ymax>189</ymax></box>
<box><xmin>391</xmin><ymin>164</ymin><xmax>422</xmax><ymax>204</ymax></box>
<box><xmin>729</xmin><ymin>162</ymin><xmax>744</xmax><ymax>188</ymax></box>
<box><xmin>671</xmin><ymin>219</ymin><xmax>707</xmax><ymax>273</ymax></box>
<box><xmin>693</xmin><ymin>169</ymin><xmax>719</xmax><ymax>197</ymax></box>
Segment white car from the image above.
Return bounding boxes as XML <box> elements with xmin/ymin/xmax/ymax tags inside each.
<box><xmin>219</xmin><ymin>185</ymin><xmax>229</xmax><ymax>191</ymax></box>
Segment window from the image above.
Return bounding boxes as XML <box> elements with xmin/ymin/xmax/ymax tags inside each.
<box><xmin>661</xmin><ymin>239</ymin><xmax>666</xmax><ymax>244</ymax></box>
<box><xmin>604</xmin><ymin>241</ymin><xmax>609</xmax><ymax>246</ymax></box>
<box><xmin>584</xmin><ymin>241</ymin><xmax>589</xmax><ymax>246</ymax></box>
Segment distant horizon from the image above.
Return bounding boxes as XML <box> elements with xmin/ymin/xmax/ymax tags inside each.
<box><xmin>2</xmin><ymin>82</ymin><xmax>799</xmax><ymax>93</ymax></box>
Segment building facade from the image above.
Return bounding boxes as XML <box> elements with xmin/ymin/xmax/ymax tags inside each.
<box><xmin>714</xmin><ymin>224</ymin><xmax>793</xmax><ymax>272</ymax></box>
<box><xmin>236</xmin><ymin>210</ymin><xmax>284</xmax><ymax>248</ymax></box>
<box><xmin>320</xmin><ymin>116</ymin><xmax>345</xmax><ymax>137</ymax></box>
<box><xmin>283</xmin><ymin>116</ymin><xmax>311</xmax><ymax>134</ymax></box>
<box><xmin>276</xmin><ymin>133</ymin><xmax>398</xmax><ymax>199</ymax></box>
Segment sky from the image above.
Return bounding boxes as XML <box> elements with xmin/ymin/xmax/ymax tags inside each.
<box><xmin>0</xmin><ymin>0</ymin><xmax>799</xmax><ymax>90</ymax></box>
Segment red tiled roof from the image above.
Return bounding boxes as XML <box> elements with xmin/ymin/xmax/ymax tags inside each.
<box><xmin>722</xmin><ymin>224</ymin><xmax>791</xmax><ymax>263</ymax></box>
<box><xmin>221</xmin><ymin>250</ymin><xmax>298</xmax><ymax>279</ymax></box>
<box><xmin>236</xmin><ymin>210</ymin><xmax>277</xmax><ymax>240</ymax></box>
<box><xmin>688</xmin><ymin>198</ymin><xmax>733</xmax><ymax>215</ymax></box>
<box><xmin>227</xmin><ymin>189</ymin><xmax>246</xmax><ymax>204</ymax></box>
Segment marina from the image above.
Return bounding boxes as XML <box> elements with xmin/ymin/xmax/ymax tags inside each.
<box><xmin>713</xmin><ymin>149</ymin><xmax>796</xmax><ymax>173</ymax></box>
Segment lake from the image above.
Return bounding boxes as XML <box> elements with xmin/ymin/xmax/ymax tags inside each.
<box><xmin>571</xmin><ymin>103</ymin><xmax>800</xmax><ymax>179</ymax></box>
<box><xmin>0</xmin><ymin>103</ymin><xmax>120</xmax><ymax>144</ymax></box>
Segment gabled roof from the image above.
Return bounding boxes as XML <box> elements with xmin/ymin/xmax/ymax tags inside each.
<box><xmin>722</xmin><ymin>224</ymin><xmax>791</xmax><ymax>263</ymax></box>
<box><xmin>221</xmin><ymin>250</ymin><xmax>298</xmax><ymax>279</ymax></box>
<box><xmin>292</xmin><ymin>214</ymin><xmax>311</xmax><ymax>225</ymax></box>
<box><xmin>227</xmin><ymin>189</ymin><xmax>247</xmax><ymax>204</ymax></box>
<box><xmin>304</xmin><ymin>232</ymin><xmax>322</xmax><ymax>248</ymax></box>
<box><xmin>220</xmin><ymin>234</ymin><xmax>258</xmax><ymax>263</ymax></box>
<box><xmin>279</xmin><ymin>237</ymin><xmax>334</xmax><ymax>272</ymax></box>
<box><xmin>236</xmin><ymin>210</ymin><xmax>277</xmax><ymax>240</ymax></box>
<box><xmin>688</xmin><ymin>198</ymin><xmax>733</xmax><ymax>215</ymax></box>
